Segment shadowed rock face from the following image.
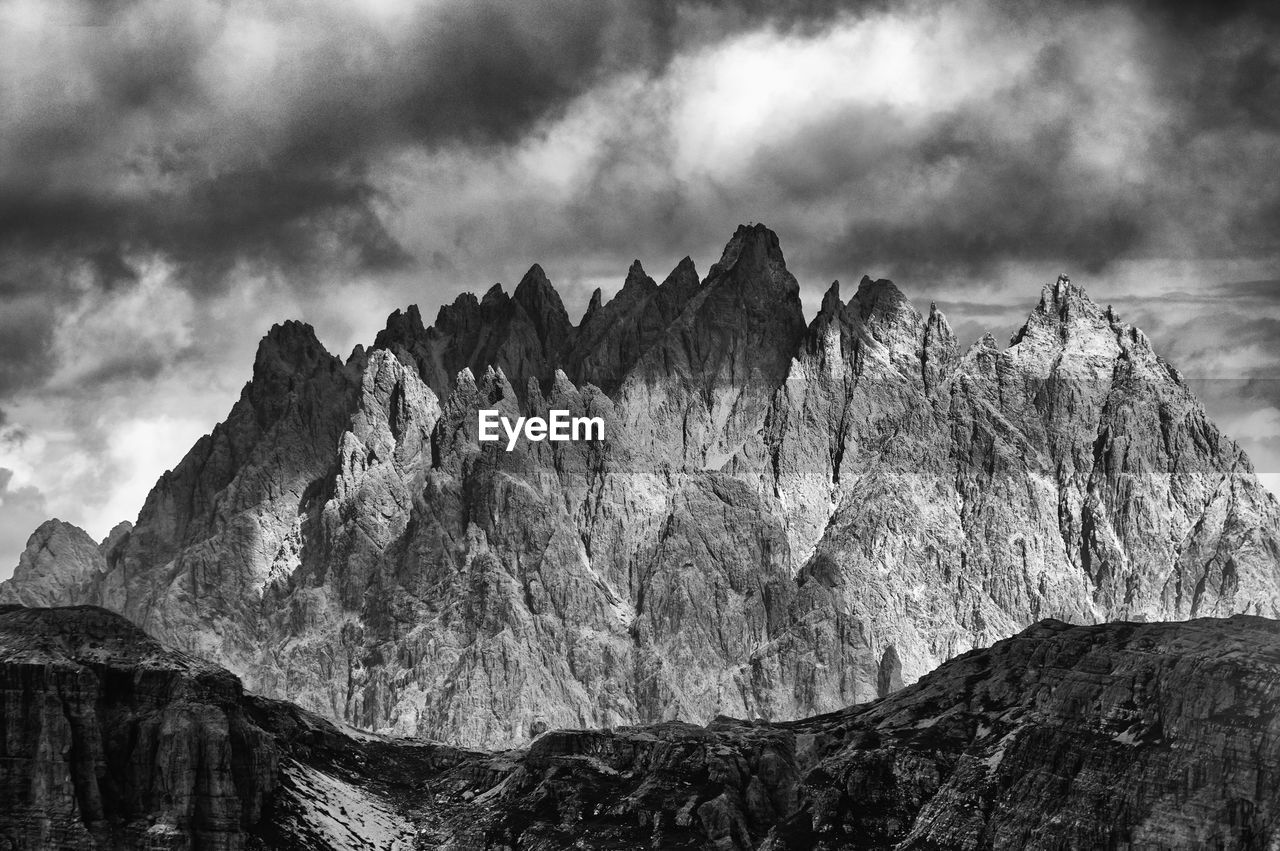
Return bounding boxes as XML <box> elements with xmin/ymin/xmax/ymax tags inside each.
<box><xmin>2</xmin><ymin>606</ymin><xmax>1277</xmax><ymax>850</ymax></box>
<box><xmin>2</xmin><ymin>226</ymin><xmax>1279</xmax><ymax>748</ymax></box>
<box><xmin>0</xmin><ymin>605</ymin><xmax>278</xmax><ymax>850</ymax></box>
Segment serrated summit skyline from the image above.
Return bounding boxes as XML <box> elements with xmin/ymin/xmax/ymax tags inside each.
<box><xmin>2</xmin><ymin>0</ymin><xmax>1280</xmax><ymax>579</ymax></box>
<box><xmin>4</xmin><ymin>223</ymin><xmax>1277</xmax><ymax>750</ymax></box>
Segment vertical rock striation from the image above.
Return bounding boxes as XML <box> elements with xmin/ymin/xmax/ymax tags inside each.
<box><xmin>2</xmin><ymin>229</ymin><xmax>1278</xmax><ymax>748</ymax></box>
<box><xmin>3</xmin><ymin>605</ymin><xmax>1276</xmax><ymax>850</ymax></box>
<box><xmin>0</xmin><ymin>605</ymin><xmax>278</xmax><ymax>850</ymax></box>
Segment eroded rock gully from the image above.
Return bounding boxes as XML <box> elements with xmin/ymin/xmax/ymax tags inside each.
<box><xmin>2</xmin><ymin>606</ymin><xmax>1277</xmax><ymax>849</ymax></box>
<box><xmin>2</xmin><ymin>224</ymin><xmax>1278</xmax><ymax>751</ymax></box>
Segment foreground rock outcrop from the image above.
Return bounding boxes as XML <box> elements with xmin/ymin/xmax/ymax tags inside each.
<box><xmin>0</xmin><ymin>605</ymin><xmax>277</xmax><ymax>849</ymax></box>
<box><xmin>3</xmin><ymin>224</ymin><xmax>1279</xmax><ymax>747</ymax></box>
<box><xmin>2</xmin><ymin>605</ymin><xmax>1277</xmax><ymax>849</ymax></box>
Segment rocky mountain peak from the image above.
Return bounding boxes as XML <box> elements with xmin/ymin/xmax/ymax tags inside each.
<box><xmin>0</xmin><ymin>519</ymin><xmax>107</xmax><ymax>607</ymax></box>
<box><xmin>386</xmin><ymin>302</ymin><xmax>426</xmax><ymax>335</ymax></box>
<box><xmin>668</xmin><ymin>254</ymin><xmax>699</xmax><ymax>282</ymax></box>
<box><xmin>247</xmin><ymin>321</ymin><xmax>345</xmax><ymax>427</ymax></box>
<box><xmin>566</xmin><ymin>256</ymin><xmax>689</xmax><ymax>393</ymax></box>
<box><xmin>581</xmin><ymin>287</ymin><xmax>604</xmax><ymax>325</ymax></box>
<box><xmin>372</xmin><ymin>304</ymin><xmax>428</xmax><ymax>366</ymax></box>
<box><xmin>960</xmin><ymin>331</ymin><xmax>1003</xmax><ymax>374</ymax></box>
<box><xmin>514</xmin><ymin>262</ymin><xmax>571</xmax><ymax>319</ymax></box>
<box><xmin>850</xmin><ymin>275</ymin><xmax>916</xmax><ymax>323</ymax></box>
<box><xmin>923</xmin><ymin>302</ymin><xmax>959</xmax><ymax>387</ymax></box>
<box><xmin>708</xmin><ymin>222</ymin><xmax>787</xmax><ymax>282</ymax></box>
<box><xmin>621</xmin><ymin>259</ymin><xmax>656</xmax><ymax>295</ymax></box>
<box><xmin>481</xmin><ymin>281</ymin><xmax>509</xmax><ymax>311</ymax></box>
<box><xmin>5</xmin><ymin>224</ymin><xmax>1279</xmax><ymax>759</ymax></box>
<box><xmin>1053</xmin><ymin>272</ymin><xmax>1072</xmax><ymax>298</ymax></box>
<box><xmin>513</xmin><ymin>263</ymin><xmax>560</xmax><ymax>309</ymax></box>
<box><xmin>1030</xmin><ymin>272</ymin><xmax>1105</xmax><ymax>323</ymax></box>
<box><xmin>1007</xmin><ymin>272</ymin><xmax>1115</xmax><ymax>356</ymax></box>
<box><xmin>253</xmin><ymin>320</ymin><xmax>332</xmax><ymax>380</ymax></box>
<box><xmin>655</xmin><ymin>256</ymin><xmax>700</xmax><ymax>307</ymax></box>
<box><xmin>818</xmin><ymin>280</ymin><xmax>843</xmax><ymax>318</ymax></box>
<box><xmin>434</xmin><ymin>290</ymin><xmax>481</xmax><ymax>331</ymax></box>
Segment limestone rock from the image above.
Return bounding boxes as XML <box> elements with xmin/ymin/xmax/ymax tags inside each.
<box><xmin>6</xmin><ymin>605</ymin><xmax>1275</xmax><ymax>849</ymax></box>
<box><xmin>0</xmin><ymin>605</ymin><xmax>278</xmax><ymax>850</ymax></box>
<box><xmin>3</xmin><ymin>225</ymin><xmax>1279</xmax><ymax>751</ymax></box>
<box><xmin>0</xmin><ymin>520</ymin><xmax>107</xmax><ymax>607</ymax></box>
<box><xmin>374</xmin><ymin>264</ymin><xmax>575</xmax><ymax>400</ymax></box>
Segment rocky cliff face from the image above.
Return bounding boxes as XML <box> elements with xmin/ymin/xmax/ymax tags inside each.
<box><xmin>2</xmin><ymin>224</ymin><xmax>1278</xmax><ymax>748</ymax></box>
<box><xmin>0</xmin><ymin>520</ymin><xmax>124</xmax><ymax>608</ymax></box>
<box><xmin>468</xmin><ymin>613</ymin><xmax>1280</xmax><ymax>850</ymax></box>
<box><xmin>0</xmin><ymin>605</ymin><xmax>278</xmax><ymax>850</ymax></box>
<box><xmin>3</xmin><ymin>605</ymin><xmax>1276</xmax><ymax>850</ymax></box>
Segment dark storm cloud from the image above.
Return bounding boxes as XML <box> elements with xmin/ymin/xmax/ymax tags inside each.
<box><xmin>0</xmin><ymin>1</ymin><xmax>621</xmax><ymax>287</ymax></box>
<box><xmin>3</xmin><ymin>0</ymin><xmax>1280</xmax><ymax>578</ymax></box>
<box><xmin>0</xmin><ymin>0</ymin><xmax>890</xmax><ymax>281</ymax></box>
<box><xmin>737</xmin><ymin>6</ymin><xmax>1280</xmax><ymax>280</ymax></box>
<box><xmin>0</xmin><ymin>0</ymin><xmax>911</xmax><ymax>399</ymax></box>
<box><xmin>5</xmin><ymin>0</ymin><xmax>1275</xmax><ymax>317</ymax></box>
<box><xmin>426</xmin><ymin>0</ymin><xmax>1277</xmax><ymax>317</ymax></box>
<box><xmin>0</xmin><ymin>289</ymin><xmax>58</xmax><ymax>395</ymax></box>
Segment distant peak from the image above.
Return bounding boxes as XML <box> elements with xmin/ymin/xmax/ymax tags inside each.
<box><xmin>1013</xmin><ymin>273</ymin><xmax>1108</xmax><ymax>345</ymax></box>
<box><xmin>30</xmin><ymin>517</ymin><xmax>95</xmax><ymax>544</ymax></box>
<box><xmin>436</xmin><ymin>291</ymin><xmax>480</xmax><ymax>327</ymax></box>
<box><xmin>516</xmin><ymin>263</ymin><xmax>550</xmax><ymax>290</ymax></box>
<box><xmin>263</xmin><ymin>319</ymin><xmax>318</xmax><ymax>345</ymax></box>
<box><xmin>382</xmin><ymin>304</ymin><xmax>425</xmax><ymax>336</ymax></box>
<box><xmin>673</xmin><ymin>256</ymin><xmax>698</xmax><ymax>277</ymax></box>
<box><xmin>659</xmin><ymin>257</ymin><xmax>700</xmax><ymax>294</ymax></box>
<box><xmin>621</xmin><ymin>260</ymin><xmax>656</xmax><ymax>295</ymax></box>
<box><xmin>481</xmin><ymin>283</ymin><xmax>508</xmax><ymax>307</ymax></box>
<box><xmin>512</xmin><ymin>265</ymin><xmax>571</xmax><ymax>353</ymax></box>
<box><xmin>513</xmin><ymin>264</ymin><xmax>567</xmax><ymax>313</ymax></box>
<box><xmin>435</xmin><ymin>289</ymin><xmax>483</xmax><ymax>335</ymax></box>
<box><xmin>584</xmin><ymin>286</ymin><xmax>603</xmax><ymax>313</ymax></box>
<box><xmin>709</xmin><ymin>223</ymin><xmax>786</xmax><ymax>278</ymax></box>
<box><xmin>373</xmin><ymin>301</ymin><xmax>431</xmax><ymax>356</ymax></box>
<box><xmin>1036</xmin><ymin>272</ymin><xmax>1096</xmax><ymax>313</ymax></box>
<box><xmin>926</xmin><ymin>302</ymin><xmax>953</xmax><ymax>333</ymax></box>
<box><xmin>820</xmin><ymin>280</ymin><xmax>843</xmax><ymax>316</ymax></box>
<box><xmin>254</xmin><ymin>320</ymin><xmax>330</xmax><ymax>375</ymax></box>
<box><xmin>851</xmin><ymin>275</ymin><xmax>914</xmax><ymax>323</ymax></box>
<box><xmin>854</xmin><ymin>274</ymin><xmax>903</xmax><ymax>298</ymax></box>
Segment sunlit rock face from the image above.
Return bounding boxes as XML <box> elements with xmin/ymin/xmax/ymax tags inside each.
<box><xmin>0</xmin><ymin>519</ymin><xmax>118</xmax><ymax>608</ymax></box>
<box><xmin>3</xmin><ymin>224</ymin><xmax>1278</xmax><ymax>748</ymax></box>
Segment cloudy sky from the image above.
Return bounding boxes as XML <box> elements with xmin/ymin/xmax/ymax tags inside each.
<box><xmin>0</xmin><ymin>0</ymin><xmax>1278</xmax><ymax>577</ymax></box>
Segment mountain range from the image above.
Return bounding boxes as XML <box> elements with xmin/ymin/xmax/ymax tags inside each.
<box><xmin>2</xmin><ymin>224</ymin><xmax>1278</xmax><ymax>749</ymax></box>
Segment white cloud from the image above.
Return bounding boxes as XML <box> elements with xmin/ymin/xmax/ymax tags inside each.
<box><xmin>0</xmin><ymin>466</ymin><xmax>47</xmax><ymax>580</ymax></box>
<box><xmin>1258</xmin><ymin>473</ymin><xmax>1280</xmax><ymax>499</ymax></box>
<box><xmin>1225</xmin><ymin>407</ymin><xmax>1280</xmax><ymax>443</ymax></box>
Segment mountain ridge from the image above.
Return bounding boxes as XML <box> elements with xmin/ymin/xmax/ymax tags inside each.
<box><xmin>2</xmin><ymin>223</ymin><xmax>1278</xmax><ymax>748</ymax></box>
<box><xmin>3</xmin><ymin>603</ymin><xmax>1277</xmax><ymax>849</ymax></box>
